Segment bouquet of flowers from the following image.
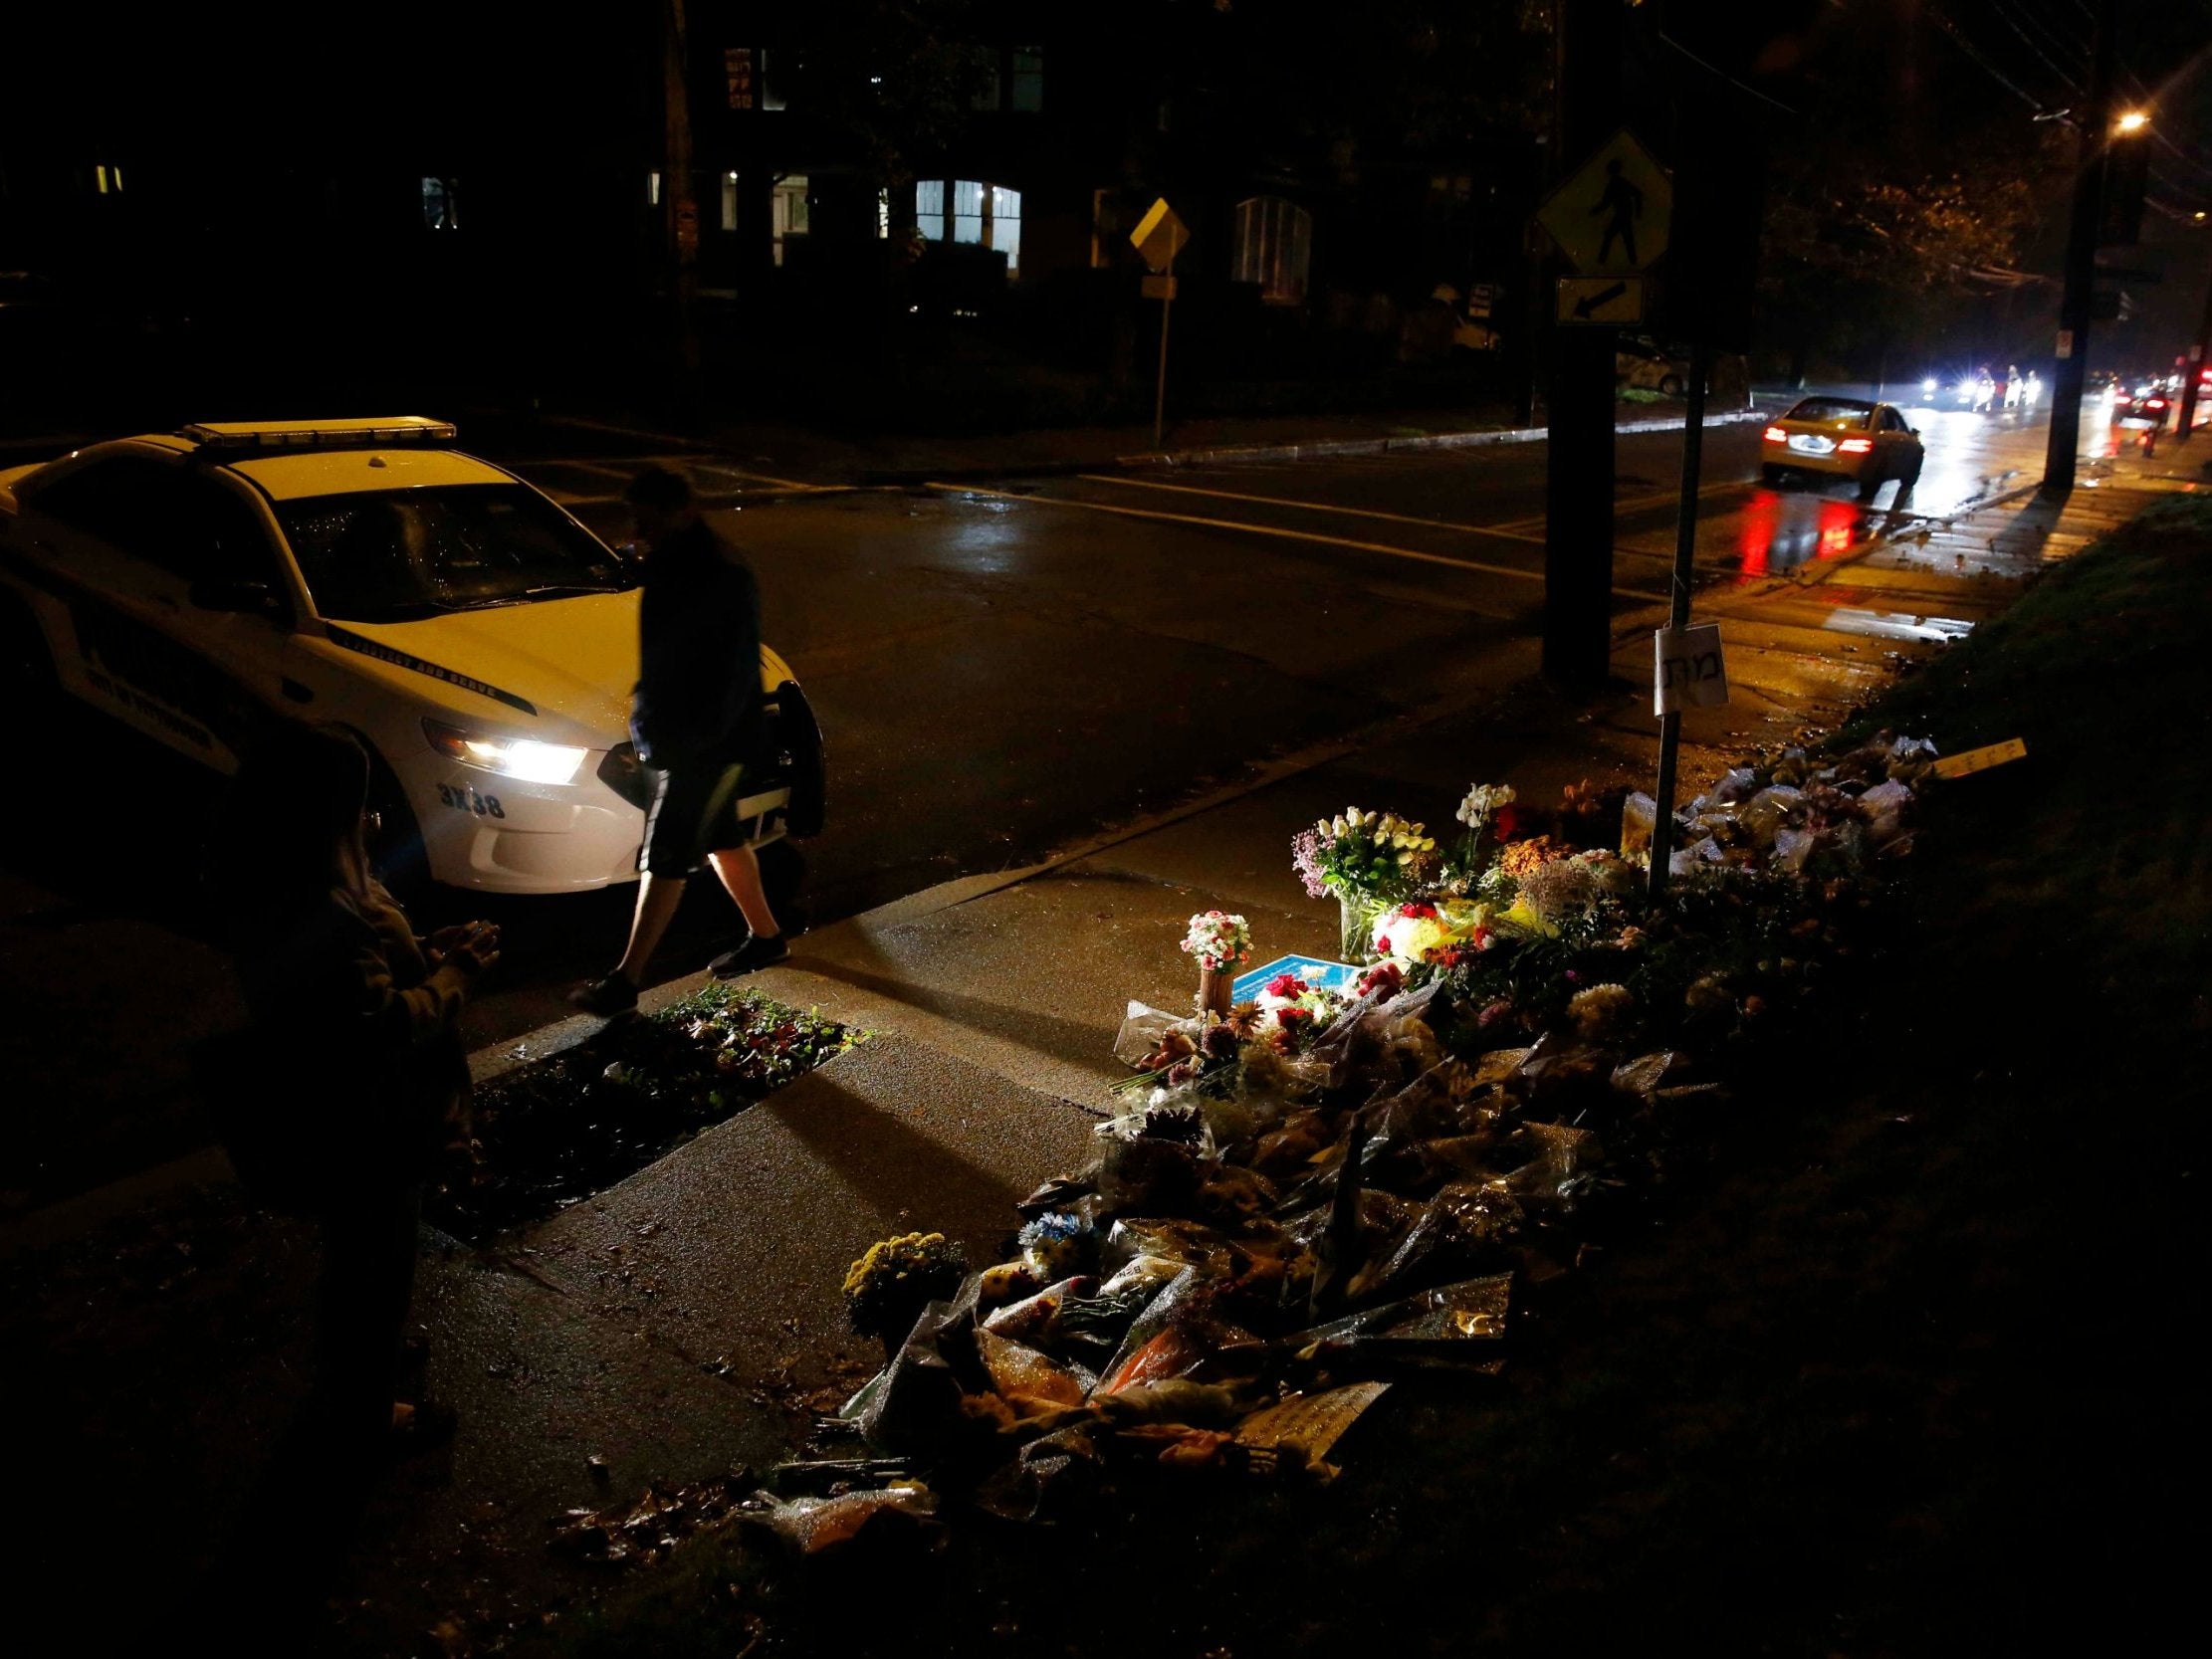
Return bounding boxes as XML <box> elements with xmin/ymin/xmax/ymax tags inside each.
<box><xmin>1292</xmin><ymin>808</ymin><xmax>1439</xmax><ymax>906</ymax></box>
<box><xmin>1179</xmin><ymin>910</ymin><xmax>1252</xmax><ymax>973</ymax></box>
<box><xmin>841</xmin><ymin>1231</ymin><xmax>969</xmax><ymax>1344</ymax></box>
<box><xmin>1252</xmin><ymin>968</ymin><xmax>1350</xmax><ymax>1042</ymax></box>
<box><xmin>1372</xmin><ymin>899</ymin><xmax>1498</xmax><ymax>972</ymax></box>
<box><xmin>1453</xmin><ymin>782</ymin><xmax>1517</xmax><ymax>881</ymax></box>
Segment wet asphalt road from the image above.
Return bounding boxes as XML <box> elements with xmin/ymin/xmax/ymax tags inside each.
<box><xmin>1</xmin><ymin>389</ymin><xmax>2119</xmax><ymax>1194</ymax></box>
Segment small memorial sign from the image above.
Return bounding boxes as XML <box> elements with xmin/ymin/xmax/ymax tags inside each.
<box><xmin>1232</xmin><ymin>954</ymin><xmax>1363</xmax><ymax>1005</ymax></box>
<box><xmin>1654</xmin><ymin>622</ymin><xmax>1728</xmax><ymax>716</ymax></box>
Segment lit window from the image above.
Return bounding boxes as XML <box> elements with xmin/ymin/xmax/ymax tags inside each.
<box><xmin>761</xmin><ymin>50</ymin><xmax>786</xmax><ymax>111</ymax></box>
<box><xmin>877</xmin><ymin>188</ymin><xmax>890</xmax><ymax>241</ymax></box>
<box><xmin>916</xmin><ymin>180</ymin><xmax>945</xmax><ymax>242</ymax></box>
<box><xmin>952</xmin><ymin>179</ymin><xmax>984</xmax><ymax>245</ymax></box>
<box><xmin>991</xmin><ymin>185</ymin><xmax>1022</xmax><ymax>274</ymax></box>
<box><xmin>1011</xmin><ymin>49</ymin><xmax>1044</xmax><ymax>111</ymax></box>
<box><xmin>772</xmin><ymin>174</ymin><xmax>809</xmax><ymax>266</ymax></box>
<box><xmin>422</xmin><ymin>177</ymin><xmax>460</xmax><ymax>230</ymax></box>
<box><xmin>1232</xmin><ymin>196</ymin><xmax>1312</xmax><ymax>305</ymax></box>
<box><xmin>648</xmin><ymin>171</ymin><xmax>662</xmax><ymax>207</ymax></box>
<box><xmin>721</xmin><ymin>172</ymin><xmax>739</xmax><ymax>232</ymax></box>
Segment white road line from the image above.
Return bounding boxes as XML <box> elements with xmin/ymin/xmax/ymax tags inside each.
<box><xmin>1077</xmin><ymin>473</ymin><xmax>1546</xmax><ymax>543</ymax></box>
<box><xmin>930</xmin><ymin>482</ymin><xmax>1673</xmax><ymax>603</ymax></box>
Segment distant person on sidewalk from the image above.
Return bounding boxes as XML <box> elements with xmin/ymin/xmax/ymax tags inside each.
<box><xmin>204</xmin><ymin>724</ymin><xmax>496</xmax><ymax>1609</ymax></box>
<box><xmin>569</xmin><ymin>466</ymin><xmax>786</xmax><ymax>1017</ymax></box>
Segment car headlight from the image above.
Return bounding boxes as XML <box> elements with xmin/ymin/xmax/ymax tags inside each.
<box><xmin>424</xmin><ymin>719</ymin><xmax>587</xmax><ymax>785</ymax></box>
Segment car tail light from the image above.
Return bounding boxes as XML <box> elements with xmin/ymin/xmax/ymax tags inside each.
<box><xmin>2146</xmin><ymin>398</ymin><xmax>2166</xmax><ymax>409</ymax></box>
<box><xmin>1762</xmin><ymin>426</ymin><xmax>1788</xmax><ymax>442</ymax></box>
<box><xmin>1839</xmin><ymin>438</ymin><xmax>1874</xmax><ymax>453</ymax></box>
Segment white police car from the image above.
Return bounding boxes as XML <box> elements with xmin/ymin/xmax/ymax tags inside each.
<box><xmin>0</xmin><ymin>418</ymin><xmax>821</xmax><ymax>894</ymax></box>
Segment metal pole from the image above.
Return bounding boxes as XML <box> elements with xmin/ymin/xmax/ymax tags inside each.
<box><xmin>2176</xmin><ymin>253</ymin><xmax>2212</xmax><ymax>443</ymax></box>
<box><xmin>1647</xmin><ymin>335</ymin><xmax>1713</xmax><ymax>901</ymax></box>
<box><xmin>1153</xmin><ymin>252</ymin><xmax>1175</xmax><ymax>451</ymax></box>
<box><xmin>2042</xmin><ymin>0</ymin><xmax>2115</xmax><ymax>499</ymax></box>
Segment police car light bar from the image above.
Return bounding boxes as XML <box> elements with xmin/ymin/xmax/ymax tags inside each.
<box><xmin>179</xmin><ymin>418</ymin><xmax>459</xmax><ymax>451</ymax></box>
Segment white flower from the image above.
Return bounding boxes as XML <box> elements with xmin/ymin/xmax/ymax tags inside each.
<box><xmin>1456</xmin><ymin>783</ymin><xmax>1517</xmax><ymax>828</ymax></box>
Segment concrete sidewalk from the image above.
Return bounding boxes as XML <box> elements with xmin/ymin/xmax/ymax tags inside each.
<box><xmin>11</xmin><ymin>445</ymin><xmax>2198</xmax><ymax>1654</ymax></box>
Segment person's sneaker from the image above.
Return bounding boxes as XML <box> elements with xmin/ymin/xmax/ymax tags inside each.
<box><xmin>710</xmin><ymin>933</ymin><xmax>788</xmax><ymax>978</ymax></box>
<box><xmin>567</xmin><ymin>972</ymin><xmax>638</xmax><ymax>1017</ymax></box>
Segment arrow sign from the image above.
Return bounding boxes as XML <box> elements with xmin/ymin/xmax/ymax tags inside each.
<box><xmin>1556</xmin><ymin>275</ymin><xmax>1644</xmax><ymax>326</ymax></box>
<box><xmin>1574</xmin><ymin>281</ymin><xmax>1627</xmax><ymax>318</ymax></box>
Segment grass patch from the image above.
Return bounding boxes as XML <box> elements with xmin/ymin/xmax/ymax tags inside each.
<box><xmin>427</xmin><ymin>986</ymin><xmax>862</xmax><ymax>1242</ymax></box>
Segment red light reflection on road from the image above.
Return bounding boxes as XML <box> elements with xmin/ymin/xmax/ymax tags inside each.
<box><xmin>1818</xmin><ymin>499</ymin><xmax>1857</xmax><ymax>558</ymax></box>
<box><xmin>1736</xmin><ymin>492</ymin><xmax>1777</xmax><ymax>577</ymax></box>
<box><xmin>1735</xmin><ymin>490</ymin><xmax>1868</xmax><ymax>581</ymax></box>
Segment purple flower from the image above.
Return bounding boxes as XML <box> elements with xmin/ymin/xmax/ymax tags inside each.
<box><xmin>1290</xmin><ymin>829</ymin><xmax>1330</xmax><ymax>899</ymax></box>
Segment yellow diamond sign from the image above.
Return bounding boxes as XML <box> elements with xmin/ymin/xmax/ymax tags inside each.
<box><xmin>1131</xmin><ymin>197</ymin><xmax>1191</xmax><ymax>274</ymax></box>
<box><xmin>1537</xmin><ymin>130</ymin><xmax>1671</xmax><ymax>276</ymax></box>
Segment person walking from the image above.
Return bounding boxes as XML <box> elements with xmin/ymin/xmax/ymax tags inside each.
<box><xmin>203</xmin><ymin>723</ymin><xmax>498</xmax><ymax>1617</ymax></box>
<box><xmin>569</xmin><ymin>466</ymin><xmax>786</xmax><ymax>1017</ymax></box>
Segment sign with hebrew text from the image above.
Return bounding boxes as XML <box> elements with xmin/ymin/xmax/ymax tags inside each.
<box><xmin>1654</xmin><ymin>623</ymin><xmax>1728</xmax><ymax>716</ymax></box>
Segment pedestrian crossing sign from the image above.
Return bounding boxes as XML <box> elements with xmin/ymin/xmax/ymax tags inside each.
<box><xmin>1537</xmin><ymin>130</ymin><xmax>1671</xmax><ymax>276</ymax></box>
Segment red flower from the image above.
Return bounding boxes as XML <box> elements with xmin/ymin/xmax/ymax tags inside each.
<box><xmin>1494</xmin><ymin>805</ymin><xmax>1521</xmax><ymax>839</ymax></box>
<box><xmin>1374</xmin><ymin>934</ymin><xmax>1392</xmax><ymax>953</ymax></box>
<box><xmin>1274</xmin><ymin>1006</ymin><xmax>1308</xmax><ymax>1029</ymax></box>
<box><xmin>1399</xmin><ymin>902</ymin><xmax>1438</xmax><ymax>920</ymax></box>
<box><xmin>1265</xmin><ymin>972</ymin><xmax>1308</xmax><ymax>1000</ymax></box>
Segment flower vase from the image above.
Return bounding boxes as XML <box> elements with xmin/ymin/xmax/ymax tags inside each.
<box><xmin>1337</xmin><ymin>893</ymin><xmax>1374</xmax><ymax>961</ymax></box>
<box><xmin>1197</xmin><ymin>964</ymin><xmax>1233</xmax><ymax>1019</ymax></box>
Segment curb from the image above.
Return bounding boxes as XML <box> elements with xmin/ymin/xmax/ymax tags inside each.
<box><xmin>852</xmin><ymin>404</ymin><xmax>1784</xmax><ymax>488</ymax></box>
<box><xmin>1115</xmin><ymin>403</ymin><xmax>1776</xmax><ymax>471</ymax></box>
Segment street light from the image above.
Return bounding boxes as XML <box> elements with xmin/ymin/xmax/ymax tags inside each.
<box><xmin>2115</xmin><ymin>109</ymin><xmax>2150</xmax><ymax>132</ymax></box>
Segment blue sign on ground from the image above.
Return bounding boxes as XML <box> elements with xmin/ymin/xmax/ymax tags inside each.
<box><xmin>1232</xmin><ymin>954</ymin><xmax>1363</xmax><ymax>1004</ymax></box>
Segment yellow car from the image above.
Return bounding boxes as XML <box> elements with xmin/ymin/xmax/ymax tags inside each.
<box><xmin>0</xmin><ymin>418</ymin><xmax>822</xmax><ymax>895</ymax></box>
<box><xmin>1760</xmin><ymin>396</ymin><xmax>1924</xmax><ymax>500</ymax></box>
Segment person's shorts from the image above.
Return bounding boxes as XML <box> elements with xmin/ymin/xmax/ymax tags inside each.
<box><xmin>639</xmin><ymin>760</ymin><xmax>748</xmax><ymax>876</ymax></box>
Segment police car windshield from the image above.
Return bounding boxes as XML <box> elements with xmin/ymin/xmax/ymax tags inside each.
<box><xmin>276</xmin><ymin>485</ymin><xmax>631</xmax><ymax>622</ymax></box>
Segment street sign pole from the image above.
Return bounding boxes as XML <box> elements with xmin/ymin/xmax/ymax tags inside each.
<box><xmin>2043</xmin><ymin>0</ymin><xmax>2116</xmax><ymax>499</ymax></box>
<box><xmin>2176</xmin><ymin>255</ymin><xmax>2212</xmax><ymax>444</ymax></box>
<box><xmin>1647</xmin><ymin>333</ymin><xmax>1713</xmax><ymax>900</ymax></box>
<box><xmin>1154</xmin><ymin>248</ymin><xmax>1175</xmax><ymax>451</ymax></box>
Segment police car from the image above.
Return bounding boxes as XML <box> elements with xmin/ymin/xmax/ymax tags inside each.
<box><xmin>0</xmin><ymin>418</ymin><xmax>821</xmax><ymax>894</ymax></box>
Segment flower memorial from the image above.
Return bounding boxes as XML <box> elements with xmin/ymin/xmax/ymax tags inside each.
<box><xmin>1178</xmin><ymin>911</ymin><xmax>1252</xmax><ymax>972</ymax></box>
<box><xmin>818</xmin><ymin>730</ymin><xmax>1946</xmax><ymax>1528</ymax></box>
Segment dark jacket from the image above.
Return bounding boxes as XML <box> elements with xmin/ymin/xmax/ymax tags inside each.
<box><xmin>629</xmin><ymin>518</ymin><xmax>763</xmax><ymax>768</ymax></box>
<box><xmin>236</xmin><ymin>880</ymin><xmax>470</xmax><ymax>1191</ymax></box>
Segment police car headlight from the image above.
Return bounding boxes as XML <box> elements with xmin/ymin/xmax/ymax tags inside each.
<box><xmin>424</xmin><ymin>720</ymin><xmax>587</xmax><ymax>785</ymax></box>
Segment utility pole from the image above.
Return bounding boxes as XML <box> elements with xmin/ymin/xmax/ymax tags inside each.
<box><xmin>662</xmin><ymin>0</ymin><xmax>703</xmax><ymax>414</ymax></box>
<box><xmin>1541</xmin><ymin>0</ymin><xmax>1625</xmax><ymax>690</ymax></box>
<box><xmin>2042</xmin><ymin>0</ymin><xmax>2116</xmax><ymax>498</ymax></box>
<box><xmin>2176</xmin><ymin>252</ymin><xmax>2212</xmax><ymax>443</ymax></box>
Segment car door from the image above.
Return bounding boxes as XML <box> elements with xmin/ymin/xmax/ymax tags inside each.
<box><xmin>25</xmin><ymin>452</ymin><xmax>293</xmax><ymax>768</ymax></box>
<box><xmin>1878</xmin><ymin>406</ymin><xmax>1919</xmax><ymax>475</ymax></box>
